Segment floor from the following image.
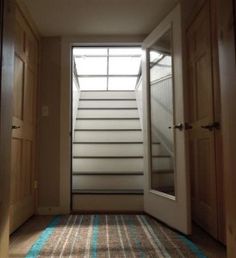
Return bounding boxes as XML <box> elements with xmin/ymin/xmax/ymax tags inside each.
<box><xmin>9</xmin><ymin>215</ymin><xmax>226</xmax><ymax>258</ymax></box>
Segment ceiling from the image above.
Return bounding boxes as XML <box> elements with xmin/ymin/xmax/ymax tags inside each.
<box><xmin>23</xmin><ymin>0</ymin><xmax>177</xmax><ymax>37</ymax></box>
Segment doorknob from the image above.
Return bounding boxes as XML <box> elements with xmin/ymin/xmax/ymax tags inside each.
<box><xmin>201</xmin><ymin>122</ymin><xmax>220</xmax><ymax>131</ymax></box>
<box><xmin>168</xmin><ymin>123</ymin><xmax>183</xmax><ymax>131</ymax></box>
<box><xmin>12</xmin><ymin>125</ymin><xmax>21</xmax><ymax>129</ymax></box>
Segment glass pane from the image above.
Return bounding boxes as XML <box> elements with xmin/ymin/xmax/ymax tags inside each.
<box><xmin>159</xmin><ymin>56</ymin><xmax>172</xmax><ymax>66</ymax></box>
<box><xmin>73</xmin><ymin>47</ymin><xmax>107</xmax><ymax>56</ymax></box>
<box><xmin>109</xmin><ymin>47</ymin><xmax>142</xmax><ymax>56</ymax></box>
<box><xmin>149</xmin><ymin>29</ymin><xmax>176</xmax><ymax>196</ymax></box>
<box><xmin>75</xmin><ymin>57</ymin><xmax>107</xmax><ymax>75</ymax></box>
<box><xmin>150</xmin><ymin>51</ymin><xmax>163</xmax><ymax>62</ymax></box>
<box><xmin>79</xmin><ymin>77</ymin><xmax>107</xmax><ymax>91</ymax></box>
<box><xmin>109</xmin><ymin>57</ymin><xmax>141</xmax><ymax>75</ymax></box>
<box><xmin>108</xmin><ymin>77</ymin><xmax>137</xmax><ymax>90</ymax></box>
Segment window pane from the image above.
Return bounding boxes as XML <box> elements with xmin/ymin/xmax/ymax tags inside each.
<box><xmin>159</xmin><ymin>55</ymin><xmax>172</xmax><ymax>66</ymax></box>
<box><xmin>79</xmin><ymin>77</ymin><xmax>107</xmax><ymax>91</ymax></box>
<box><xmin>75</xmin><ymin>57</ymin><xmax>107</xmax><ymax>75</ymax></box>
<box><xmin>108</xmin><ymin>77</ymin><xmax>137</xmax><ymax>90</ymax></box>
<box><xmin>109</xmin><ymin>57</ymin><xmax>140</xmax><ymax>75</ymax></box>
<box><xmin>150</xmin><ymin>51</ymin><xmax>163</xmax><ymax>62</ymax></box>
<box><xmin>109</xmin><ymin>48</ymin><xmax>142</xmax><ymax>56</ymax></box>
<box><xmin>73</xmin><ymin>47</ymin><xmax>107</xmax><ymax>56</ymax></box>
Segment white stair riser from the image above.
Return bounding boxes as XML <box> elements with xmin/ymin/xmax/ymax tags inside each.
<box><xmin>73</xmin><ymin>158</ymin><xmax>143</xmax><ymax>172</ymax></box>
<box><xmin>74</xmin><ymin>131</ymin><xmax>143</xmax><ymax>142</ymax></box>
<box><xmin>72</xmin><ymin>175</ymin><xmax>143</xmax><ymax>190</ymax></box>
<box><xmin>77</xmin><ymin>109</ymin><xmax>139</xmax><ymax>118</ymax></box>
<box><xmin>80</xmin><ymin>91</ymin><xmax>135</xmax><ymax>99</ymax></box>
<box><xmin>152</xmin><ymin>144</ymin><xmax>169</xmax><ymax>156</ymax></box>
<box><xmin>152</xmin><ymin>157</ymin><xmax>173</xmax><ymax>170</ymax></box>
<box><xmin>73</xmin><ymin>144</ymin><xmax>143</xmax><ymax>156</ymax></box>
<box><xmin>72</xmin><ymin>195</ymin><xmax>143</xmax><ymax>212</ymax></box>
<box><xmin>75</xmin><ymin>119</ymin><xmax>141</xmax><ymax>129</ymax></box>
<box><xmin>79</xmin><ymin>100</ymin><xmax>137</xmax><ymax>108</ymax></box>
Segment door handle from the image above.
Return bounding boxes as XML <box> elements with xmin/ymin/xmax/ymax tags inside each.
<box><xmin>12</xmin><ymin>125</ymin><xmax>21</xmax><ymax>129</ymax></box>
<box><xmin>168</xmin><ymin>123</ymin><xmax>183</xmax><ymax>131</ymax></box>
<box><xmin>201</xmin><ymin>122</ymin><xmax>220</xmax><ymax>131</ymax></box>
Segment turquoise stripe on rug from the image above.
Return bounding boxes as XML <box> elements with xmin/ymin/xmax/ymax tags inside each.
<box><xmin>91</xmin><ymin>215</ymin><xmax>99</xmax><ymax>258</ymax></box>
<box><xmin>127</xmin><ymin>216</ymin><xmax>145</xmax><ymax>258</ymax></box>
<box><xmin>25</xmin><ymin>216</ymin><xmax>61</xmax><ymax>258</ymax></box>
<box><xmin>178</xmin><ymin>235</ymin><xmax>207</xmax><ymax>258</ymax></box>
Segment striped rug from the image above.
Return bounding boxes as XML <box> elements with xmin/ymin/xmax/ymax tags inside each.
<box><xmin>25</xmin><ymin>215</ymin><xmax>206</xmax><ymax>258</ymax></box>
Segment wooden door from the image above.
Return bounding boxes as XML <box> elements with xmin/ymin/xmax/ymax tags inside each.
<box><xmin>10</xmin><ymin>7</ymin><xmax>38</xmax><ymax>233</ymax></box>
<box><xmin>0</xmin><ymin>0</ymin><xmax>15</xmax><ymax>255</ymax></box>
<box><xmin>187</xmin><ymin>1</ymin><xmax>218</xmax><ymax>238</ymax></box>
<box><xmin>217</xmin><ymin>0</ymin><xmax>236</xmax><ymax>254</ymax></box>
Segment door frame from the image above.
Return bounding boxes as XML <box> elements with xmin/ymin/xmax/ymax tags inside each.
<box><xmin>69</xmin><ymin>43</ymin><xmax>142</xmax><ymax>211</ymax></box>
<box><xmin>61</xmin><ymin>39</ymin><xmax>144</xmax><ymax>213</ymax></box>
<box><xmin>217</xmin><ymin>0</ymin><xmax>236</xmax><ymax>254</ymax></box>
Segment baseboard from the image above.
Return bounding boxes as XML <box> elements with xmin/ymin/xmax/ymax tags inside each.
<box><xmin>37</xmin><ymin>206</ymin><xmax>69</xmax><ymax>215</ymax></box>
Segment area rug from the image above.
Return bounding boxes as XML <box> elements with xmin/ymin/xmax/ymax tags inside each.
<box><xmin>25</xmin><ymin>215</ymin><xmax>206</xmax><ymax>258</ymax></box>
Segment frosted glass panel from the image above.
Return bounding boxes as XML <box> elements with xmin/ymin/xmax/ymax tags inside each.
<box><xmin>108</xmin><ymin>77</ymin><xmax>137</xmax><ymax>90</ymax></box>
<box><xmin>73</xmin><ymin>48</ymin><xmax>107</xmax><ymax>56</ymax></box>
<box><xmin>79</xmin><ymin>78</ymin><xmax>107</xmax><ymax>91</ymax></box>
<box><xmin>75</xmin><ymin>57</ymin><xmax>107</xmax><ymax>75</ymax></box>
<box><xmin>73</xmin><ymin>47</ymin><xmax>142</xmax><ymax>91</ymax></box>
<box><xmin>109</xmin><ymin>48</ymin><xmax>142</xmax><ymax>56</ymax></box>
<box><xmin>159</xmin><ymin>56</ymin><xmax>172</xmax><ymax>66</ymax></box>
<box><xmin>150</xmin><ymin>52</ymin><xmax>163</xmax><ymax>62</ymax></box>
<box><xmin>109</xmin><ymin>57</ymin><xmax>140</xmax><ymax>75</ymax></box>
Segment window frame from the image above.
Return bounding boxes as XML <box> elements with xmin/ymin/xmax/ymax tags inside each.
<box><xmin>73</xmin><ymin>46</ymin><xmax>142</xmax><ymax>91</ymax></box>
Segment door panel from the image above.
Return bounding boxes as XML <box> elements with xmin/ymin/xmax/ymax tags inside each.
<box><xmin>13</xmin><ymin>56</ymin><xmax>24</xmax><ymax>119</ymax></box>
<box><xmin>187</xmin><ymin>1</ymin><xmax>218</xmax><ymax>237</ymax></box>
<box><xmin>10</xmin><ymin>7</ymin><xmax>38</xmax><ymax>233</ymax></box>
<box><xmin>143</xmin><ymin>5</ymin><xmax>191</xmax><ymax>234</ymax></box>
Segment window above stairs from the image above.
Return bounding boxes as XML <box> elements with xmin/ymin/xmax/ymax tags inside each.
<box><xmin>73</xmin><ymin>47</ymin><xmax>142</xmax><ymax>91</ymax></box>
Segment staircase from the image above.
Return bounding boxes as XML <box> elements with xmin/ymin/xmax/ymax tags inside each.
<box><xmin>72</xmin><ymin>90</ymin><xmax>144</xmax><ymax>211</ymax></box>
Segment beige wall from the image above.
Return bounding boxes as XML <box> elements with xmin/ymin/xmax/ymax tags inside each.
<box><xmin>38</xmin><ymin>37</ymin><xmax>61</xmax><ymax>208</ymax></box>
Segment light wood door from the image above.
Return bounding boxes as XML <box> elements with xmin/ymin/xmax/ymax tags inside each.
<box><xmin>10</xmin><ymin>8</ymin><xmax>38</xmax><ymax>233</ymax></box>
<box><xmin>187</xmin><ymin>1</ymin><xmax>218</xmax><ymax>238</ymax></box>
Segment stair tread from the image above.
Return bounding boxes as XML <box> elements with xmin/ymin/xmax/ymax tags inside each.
<box><xmin>76</xmin><ymin>118</ymin><xmax>140</xmax><ymax>120</ymax></box>
<box><xmin>72</xmin><ymin>172</ymin><xmax>144</xmax><ymax>175</ymax></box>
<box><xmin>78</xmin><ymin>107</ymin><xmax>138</xmax><ymax>110</ymax></box>
<box><xmin>73</xmin><ymin>156</ymin><xmax>144</xmax><ymax>159</ymax></box>
<box><xmin>79</xmin><ymin>99</ymin><xmax>137</xmax><ymax>101</ymax></box>
<box><xmin>80</xmin><ymin>90</ymin><xmax>135</xmax><ymax>92</ymax></box>
<box><xmin>73</xmin><ymin>142</ymin><xmax>144</xmax><ymax>144</ymax></box>
<box><xmin>152</xmin><ymin>169</ymin><xmax>174</xmax><ymax>174</ymax></box>
<box><xmin>74</xmin><ymin>129</ymin><xmax>141</xmax><ymax>131</ymax></box>
<box><xmin>152</xmin><ymin>155</ymin><xmax>171</xmax><ymax>158</ymax></box>
<box><xmin>72</xmin><ymin>189</ymin><xmax>144</xmax><ymax>195</ymax></box>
